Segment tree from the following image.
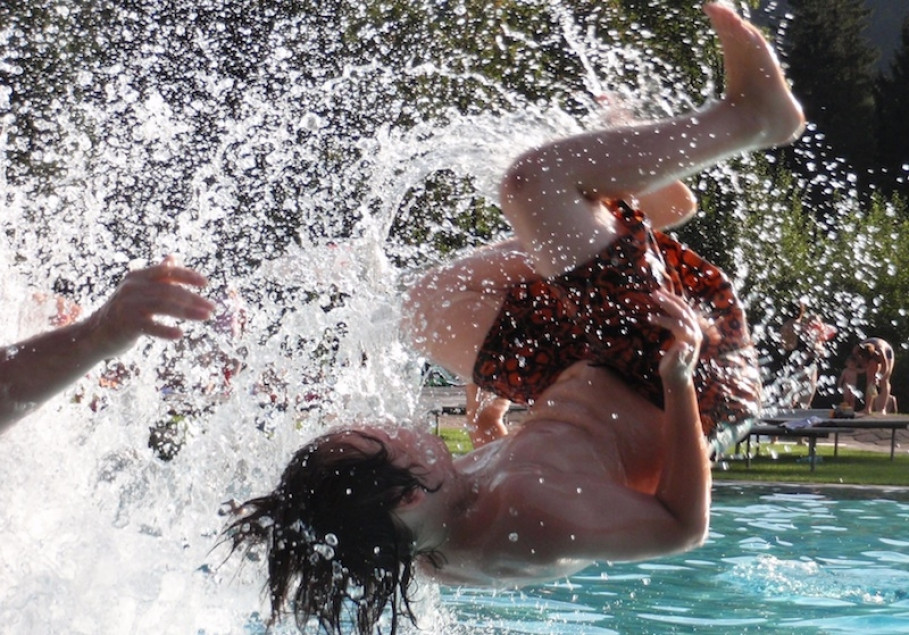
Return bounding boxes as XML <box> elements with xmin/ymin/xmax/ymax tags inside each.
<box><xmin>783</xmin><ymin>0</ymin><xmax>879</xmax><ymax>175</ymax></box>
<box><xmin>876</xmin><ymin>16</ymin><xmax>909</xmax><ymax>197</ymax></box>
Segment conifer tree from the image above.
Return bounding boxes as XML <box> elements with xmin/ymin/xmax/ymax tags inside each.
<box><xmin>876</xmin><ymin>16</ymin><xmax>909</xmax><ymax>196</ymax></box>
<box><xmin>784</xmin><ymin>0</ymin><xmax>879</xmax><ymax>174</ymax></box>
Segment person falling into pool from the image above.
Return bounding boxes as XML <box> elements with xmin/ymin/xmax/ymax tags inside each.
<box><xmin>0</xmin><ymin>256</ymin><xmax>215</xmax><ymax>432</ymax></box>
<box><xmin>224</xmin><ymin>4</ymin><xmax>805</xmax><ymax>633</ymax></box>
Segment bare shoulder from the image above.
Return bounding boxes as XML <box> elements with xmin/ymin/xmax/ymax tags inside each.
<box><xmin>429</xmin><ymin>466</ymin><xmax>597</xmax><ymax>586</ymax></box>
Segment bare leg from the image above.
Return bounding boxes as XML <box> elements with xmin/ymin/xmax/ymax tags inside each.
<box><xmin>873</xmin><ymin>369</ymin><xmax>894</xmax><ymax>414</ymax></box>
<box><xmin>636</xmin><ymin>181</ymin><xmax>698</xmax><ymax>230</ymax></box>
<box><xmin>500</xmin><ymin>2</ymin><xmax>805</xmax><ymax>276</ymax></box>
<box><xmin>874</xmin><ymin>342</ymin><xmax>895</xmax><ymax>413</ymax></box>
<box><xmin>403</xmin><ymin>239</ymin><xmax>536</xmax><ymax>379</ymax></box>
<box><xmin>405</xmin><ymin>2</ymin><xmax>805</xmax><ymax>381</ymax></box>
<box><xmin>795</xmin><ymin>364</ymin><xmax>818</xmax><ymax>409</ymax></box>
<box><xmin>465</xmin><ymin>383</ymin><xmax>510</xmax><ymax>447</ymax></box>
<box><xmin>839</xmin><ymin>369</ymin><xmax>858</xmax><ymax>409</ymax></box>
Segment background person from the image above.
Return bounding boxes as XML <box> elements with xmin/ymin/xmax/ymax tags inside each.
<box><xmin>842</xmin><ymin>337</ymin><xmax>896</xmax><ymax>414</ymax></box>
<box><xmin>779</xmin><ymin>300</ymin><xmax>836</xmax><ymax>409</ymax></box>
<box><xmin>837</xmin><ymin>355</ymin><xmax>860</xmax><ymax>411</ymax></box>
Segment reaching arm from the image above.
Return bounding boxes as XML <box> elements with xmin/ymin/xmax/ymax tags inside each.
<box><xmin>0</xmin><ymin>257</ymin><xmax>214</xmax><ymax>432</ymax></box>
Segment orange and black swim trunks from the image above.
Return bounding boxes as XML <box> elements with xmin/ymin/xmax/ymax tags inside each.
<box><xmin>472</xmin><ymin>201</ymin><xmax>761</xmax><ymax>438</ymax></box>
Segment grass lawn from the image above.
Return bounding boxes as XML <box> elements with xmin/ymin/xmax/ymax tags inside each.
<box><xmin>714</xmin><ymin>441</ymin><xmax>909</xmax><ymax>487</ymax></box>
<box><xmin>439</xmin><ymin>427</ymin><xmax>909</xmax><ymax>487</ymax></box>
<box><xmin>439</xmin><ymin>427</ymin><xmax>474</xmax><ymax>455</ymax></box>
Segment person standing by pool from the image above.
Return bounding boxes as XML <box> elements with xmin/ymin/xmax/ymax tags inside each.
<box><xmin>779</xmin><ymin>300</ymin><xmax>837</xmax><ymax>409</ymax></box>
<box><xmin>841</xmin><ymin>337</ymin><xmax>896</xmax><ymax>414</ymax></box>
<box><xmin>837</xmin><ymin>355</ymin><xmax>860</xmax><ymax>411</ymax></box>
<box><xmin>225</xmin><ymin>4</ymin><xmax>805</xmax><ymax>633</ymax></box>
<box><xmin>0</xmin><ymin>255</ymin><xmax>215</xmax><ymax>432</ymax></box>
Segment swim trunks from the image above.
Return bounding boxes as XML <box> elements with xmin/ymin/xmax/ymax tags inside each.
<box><xmin>473</xmin><ymin>201</ymin><xmax>761</xmax><ymax>441</ymax></box>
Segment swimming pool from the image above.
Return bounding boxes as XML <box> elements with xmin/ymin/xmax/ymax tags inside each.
<box><xmin>438</xmin><ymin>484</ymin><xmax>909</xmax><ymax>634</ymax></box>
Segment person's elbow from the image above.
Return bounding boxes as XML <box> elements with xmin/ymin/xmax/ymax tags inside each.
<box><xmin>624</xmin><ymin>508</ymin><xmax>710</xmax><ymax>562</ymax></box>
<box><xmin>679</xmin><ymin>512</ymin><xmax>710</xmax><ymax>551</ymax></box>
<box><xmin>656</xmin><ymin>495</ymin><xmax>710</xmax><ymax>555</ymax></box>
<box><xmin>669</xmin><ymin>504</ymin><xmax>711</xmax><ymax>554</ymax></box>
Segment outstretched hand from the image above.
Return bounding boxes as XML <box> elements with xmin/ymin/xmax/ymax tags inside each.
<box><xmin>88</xmin><ymin>256</ymin><xmax>216</xmax><ymax>357</ymax></box>
<box><xmin>648</xmin><ymin>290</ymin><xmax>703</xmax><ymax>386</ymax></box>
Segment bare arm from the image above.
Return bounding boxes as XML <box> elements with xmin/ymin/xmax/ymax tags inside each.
<box><xmin>465</xmin><ymin>382</ymin><xmax>510</xmax><ymax>447</ymax></box>
<box><xmin>0</xmin><ymin>257</ymin><xmax>214</xmax><ymax>432</ymax></box>
<box><xmin>647</xmin><ymin>290</ymin><xmax>711</xmax><ymax>545</ymax></box>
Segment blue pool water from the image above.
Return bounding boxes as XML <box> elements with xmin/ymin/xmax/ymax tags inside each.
<box><xmin>440</xmin><ymin>484</ymin><xmax>909</xmax><ymax>634</ymax></box>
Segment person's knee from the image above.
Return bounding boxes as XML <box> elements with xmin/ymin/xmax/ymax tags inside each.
<box><xmin>500</xmin><ymin>147</ymin><xmax>551</xmax><ymax>207</ymax></box>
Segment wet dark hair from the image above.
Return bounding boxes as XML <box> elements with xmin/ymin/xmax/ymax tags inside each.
<box><xmin>224</xmin><ymin>431</ymin><xmax>443</xmax><ymax>634</ymax></box>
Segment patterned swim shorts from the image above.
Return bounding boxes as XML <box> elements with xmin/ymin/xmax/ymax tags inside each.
<box><xmin>473</xmin><ymin>200</ymin><xmax>761</xmax><ymax>439</ymax></box>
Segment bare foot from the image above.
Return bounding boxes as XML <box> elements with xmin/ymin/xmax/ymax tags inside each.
<box><xmin>704</xmin><ymin>2</ymin><xmax>805</xmax><ymax>147</ymax></box>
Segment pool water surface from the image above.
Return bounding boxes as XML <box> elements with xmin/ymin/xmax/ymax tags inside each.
<box><xmin>440</xmin><ymin>484</ymin><xmax>909</xmax><ymax>634</ymax></box>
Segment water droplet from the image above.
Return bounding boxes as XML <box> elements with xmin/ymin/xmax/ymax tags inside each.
<box><xmin>314</xmin><ymin>544</ymin><xmax>335</xmax><ymax>560</ymax></box>
<box><xmin>508</xmin><ymin>532</ymin><xmax>519</xmax><ymax>542</ymax></box>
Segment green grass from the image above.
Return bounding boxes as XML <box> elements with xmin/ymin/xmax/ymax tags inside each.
<box><xmin>714</xmin><ymin>442</ymin><xmax>909</xmax><ymax>487</ymax></box>
<box><xmin>439</xmin><ymin>428</ymin><xmax>909</xmax><ymax>487</ymax></box>
<box><xmin>439</xmin><ymin>427</ymin><xmax>474</xmax><ymax>455</ymax></box>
